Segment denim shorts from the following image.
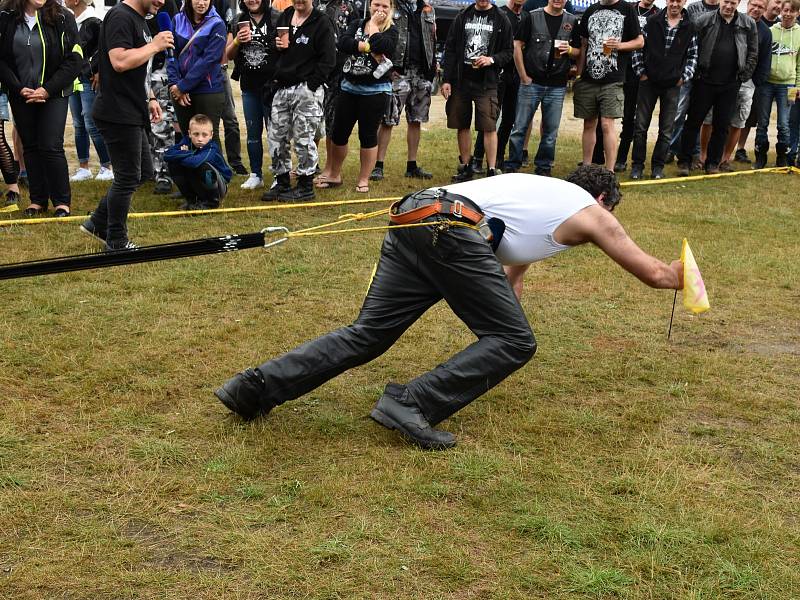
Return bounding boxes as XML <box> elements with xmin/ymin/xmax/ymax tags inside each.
<box><xmin>0</xmin><ymin>93</ymin><xmax>9</xmax><ymax>121</ymax></box>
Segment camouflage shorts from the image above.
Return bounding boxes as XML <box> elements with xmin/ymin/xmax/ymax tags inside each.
<box><xmin>383</xmin><ymin>65</ymin><xmax>433</xmax><ymax>126</ymax></box>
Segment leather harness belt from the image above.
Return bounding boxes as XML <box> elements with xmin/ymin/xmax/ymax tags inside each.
<box><xmin>389</xmin><ymin>190</ymin><xmax>484</xmax><ymax>227</ymax></box>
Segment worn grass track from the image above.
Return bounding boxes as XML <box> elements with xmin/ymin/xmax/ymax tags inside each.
<box><xmin>1</xmin><ymin>128</ymin><xmax>798</xmax><ymax>598</ymax></box>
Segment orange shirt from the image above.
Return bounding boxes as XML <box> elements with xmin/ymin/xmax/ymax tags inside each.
<box><xmin>272</xmin><ymin>0</ymin><xmax>293</xmax><ymax>11</ymax></box>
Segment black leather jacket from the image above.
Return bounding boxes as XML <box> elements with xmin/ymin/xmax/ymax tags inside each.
<box><xmin>694</xmin><ymin>10</ymin><xmax>758</xmax><ymax>82</ymax></box>
<box><xmin>392</xmin><ymin>0</ymin><xmax>437</xmax><ymax>79</ymax></box>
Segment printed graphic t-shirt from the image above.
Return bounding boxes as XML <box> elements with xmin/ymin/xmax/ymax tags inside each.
<box><xmin>577</xmin><ymin>0</ymin><xmax>641</xmax><ymax>84</ymax></box>
<box><xmin>462</xmin><ymin>8</ymin><xmax>495</xmax><ymax>81</ymax></box>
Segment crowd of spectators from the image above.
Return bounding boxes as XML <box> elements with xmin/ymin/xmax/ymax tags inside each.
<box><xmin>0</xmin><ymin>0</ymin><xmax>798</xmax><ymax>219</ymax></box>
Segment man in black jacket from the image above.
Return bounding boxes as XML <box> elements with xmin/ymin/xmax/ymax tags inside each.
<box><xmin>262</xmin><ymin>0</ymin><xmax>336</xmax><ymax>201</ymax></box>
<box><xmin>442</xmin><ymin>0</ymin><xmax>513</xmax><ymax>181</ymax></box>
<box><xmin>733</xmin><ymin>0</ymin><xmax>773</xmax><ymax>164</ymax></box>
<box><xmin>677</xmin><ymin>0</ymin><xmax>758</xmax><ymax>175</ymax></box>
<box><xmin>629</xmin><ymin>0</ymin><xmax>698</xmax><ymax>179</ymax></box>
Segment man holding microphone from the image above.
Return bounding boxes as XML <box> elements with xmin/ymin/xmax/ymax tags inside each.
<box><xmin>81</xmin><ymin>0</ymin><xmax>175</xmax><ymax>251</ymax></box>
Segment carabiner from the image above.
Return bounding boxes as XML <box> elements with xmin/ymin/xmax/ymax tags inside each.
<box><xmin>261</xmin><ymin>226</ymin><xmax>290</xmax><ymax>249</ymax></box>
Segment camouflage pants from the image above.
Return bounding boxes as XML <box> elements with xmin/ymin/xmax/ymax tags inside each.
<box><xmin>269</xmin><ymin>83</ymin><xmax>324</xmax><ymax>177</ymax></box>
<box><xmin>149</xmin><ymin>66</ymin><xmax>177</xmax><ymax>179</ymax></box>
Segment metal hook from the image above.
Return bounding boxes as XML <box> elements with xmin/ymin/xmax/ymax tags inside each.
<box><xmin>261</xmin><ymin>226</ymin><xmax>290</xmax><ymax>249</ymax></box>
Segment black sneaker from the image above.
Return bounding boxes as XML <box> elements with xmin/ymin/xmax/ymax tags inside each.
<box><xmin>232</xmin><ymin>163</ymin><xmax>248</xmax><ymax>176</ymax></box>
<box><xmin>105</xmin><ymin>239</ymin><xmax>138</xmax><ymax>252</ymax></box>
<box><xmin>369</xmin><ymin>383</ymin><xmax>456</xmax><ymax>450</ymax></box>
<box><xmin>369</xmin><ymin>166</ymin><xmax>384</xmax><ymax>181</ymax></box>
<box><xmin>664</xmin><ymin>152</ymin><xmax>675</xmax><ymax>165</ymax></box>
<box><xmin>677</xmin><ymin>162</ymin><xmax>690</xmax><ymax>177</ymax></box>
<box><xmin>4</xmin><ymin>190</ymin><xmax>19</xmax><ymax>206</ymax></box>
<box><xmin>613</xmin><ymin>162</ymin><xmax>627</xmax><ymax>173</ymax></box>
<box><xmin>734</xmin><ymin>148</ymin><xmax>751</xmax><ymax>164</ymax></box>
<box><xmin>652</xmin><ymin>166</ymin><xmax>665</xmax><ymax>180</ymax></box>
<box><xmin>630</xmin><ymin>165</ymin><xmax>644</xmax><ymax>180</ymax></box>
<box><xmin>153</xmin><ymin>177</ymin><xmax>173</xmax><ymax>195</ymax></box>
<box><xmin>214</xmin><ymin>368</ymin><xmax>276</xmax><ymax>421</ymax></box>
<box><xmin>486</xmin><ymin>168</ymin><xmax>500</xmax><ymax>177</ymax></box>
<box><xmin>533</xmin><ymin>167</ymin><xmax>551</xmax><ymax>177</ymax></box>
<box><xmin>404</xmin><ymin>166</ymin><xmax>433</xmax><ymax>179</ymax></box>
<box><xmin>80</xmin><ymin>217</ymin><xmax>106</xmax><ymax>246</ymax></box>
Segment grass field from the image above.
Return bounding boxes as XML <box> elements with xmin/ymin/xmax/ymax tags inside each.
<box><xmin>1</xmin><ymin>126</ymin><xmax>799</xmax><ymax>599</ymax></box>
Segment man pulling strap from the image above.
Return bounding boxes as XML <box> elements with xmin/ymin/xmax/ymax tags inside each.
<box><xmin>215</xmin><ymin>165</ymin><xmax>684</xmax><ymax>450</ymax></box>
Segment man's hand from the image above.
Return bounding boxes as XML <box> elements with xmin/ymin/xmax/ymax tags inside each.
<box><xmin>441</xmin><ymin>82</ymin><xmax>451</xmax><ymax>99</ymax></box>
<box><xmin>473</xmin><ymin>56</ymin><xmax>493</xmax><ymax>68</ymax></box>
<box><xmin>149</xmin><ymin>100</ymin><xmax>163</xmax><ymax>123</ymax></box>
<box><xmin>236</xmin><ymin>28</ymin><xmax>252</xmax><ymax>44</ymax></box>
<box><xmin>90</xmin><ymin>73</ymin><xmax>99</xmax><ymax>91</ymax></box>
<box><xmin>639</xmin><ymin>74</ymin><xmax>648</xmax><ymax>81</ymax></box>
<box><xmin>180</xmin><ymin>144</ymin><xmax>189</xmax><ymax>150</ymax></box>
<box><xmin>669</xmin><ymin>260</ymin><xmax>684</xmax><ymax>290</ymax></box>
<box><xmin>275</xmin><ymin>36</ymin><xmax>289</xmax><ymax>50</ymax></box>
<box><xmin>20</xmin><ymin>87</ymin><xmax>35</xmax><ymax>99</ymax></box>
<box><xmin>520</xmin><ymin>75</ymin><xmax>533</xmax><ymax>85</ymax></box>
<box><xmin>152</xmin><ymin>31</ymin><xmax>174</xmax><ymax>53</ymax></box>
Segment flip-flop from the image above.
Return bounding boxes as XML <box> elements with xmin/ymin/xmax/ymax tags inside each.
<box><xmin>355</xmin><ymin>184</ymin><xmax>369</xmax><ymax>193</ymax></box>
<box><xmin>315</xmin><ymin>180</ymin><xmax>343</xmax><ymax>189</ymax></box>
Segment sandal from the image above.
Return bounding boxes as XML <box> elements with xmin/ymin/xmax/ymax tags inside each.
<box><xmin>355</xmin><ymin>184</ymin><xmax>369</xmax><ymax>194</ymax></box>
<box><xmin>315</xmin><ymin>179</ymin><xmax>343</xmax><ymax>189</ymax></box>
<box><xmin>54</xmin><ymin>207</ymin><xmax>71</xmax><ymax>218</ymax></box>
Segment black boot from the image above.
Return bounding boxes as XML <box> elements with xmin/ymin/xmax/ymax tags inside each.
<box><xmin>754</xmin><ymin>143</ymin><xmax>768</xmax><ymax>170</ymax></box>
<box><xmin>469</xmin><ymin>156</ymin><xmax>485</xmax><ymax>175</ymax></box>
<box><xmin>214</xmin><ymin>368</ymin><xmax>277</xmax><ymax>421</ymax></box>
<box><xmin>451</xmin><ymin>158</ymin><xmax>474</xmax><ymax>183</ymax></box>
<box><xmin>261</xmin><ymin>173</ymin><xmax>291</xmax><ymax>202</ymax></box>
<box><xmin>776</xmin><ymin>142</ymin><xmax>788</xmax><ymax>167</ymax></box>
<box><xmin>288</xmin><ymin>174</ymin><xmax>315</xmax><ymax>202</ymax></box>
<box><xmin>369</xmin><ymin>383</ymin><xmax>456</xmax><ymax>450</ymax></box>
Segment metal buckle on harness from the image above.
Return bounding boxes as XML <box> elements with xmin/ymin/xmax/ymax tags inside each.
<box><xmin>452</xmin><ymin>199</ymin><xmax>464</xmax><ymax>219</ymax></box>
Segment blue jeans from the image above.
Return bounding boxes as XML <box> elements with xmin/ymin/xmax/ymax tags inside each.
<box><xmin>788</xmin><ymin>98</ymin><xmax>799</xmax><ymax>155</ymax></box>
<box><xmin>756</xmin><ymin>82</ymin><xmax>791</xmax><ymax>148</ymax></box>
<box><xmin>68</xmin><ymin>77</ymin><xmax>110</xmax><ymax>165</ymax></box>
<box><xmin>241</xmin><ymin>89</ymin><xmax>269</xmax><ymax>177</ymax></box>
<box><xmin>506</xmin><ymin>83</ymin><xmax>566</xmax><ymax>171</ymax></box>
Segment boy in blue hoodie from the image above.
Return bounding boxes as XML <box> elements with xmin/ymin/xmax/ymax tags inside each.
<box><xmin>165</xmin><ymin>114</ymin><xmax>232</xmax><ymax>209</ymax></box>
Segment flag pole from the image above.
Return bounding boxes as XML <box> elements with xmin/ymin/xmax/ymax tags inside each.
<box><xmin>667</xmin><ymin>289</ymin><xmax>677</xmax><ymax>340</ymax></box>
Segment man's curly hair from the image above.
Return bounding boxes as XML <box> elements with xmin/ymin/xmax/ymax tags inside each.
<box><xmin>566</xmin><ymin>164</ymin><xmax>622</xmax><ymax>211</ymax></box>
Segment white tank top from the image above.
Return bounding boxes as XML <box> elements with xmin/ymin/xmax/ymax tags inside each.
<box><xmin>443</xmin><ymin>173</ymin><xmax>597</xmax><ymax>266</ymax></box>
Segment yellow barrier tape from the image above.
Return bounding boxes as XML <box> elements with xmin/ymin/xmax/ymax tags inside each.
<box><xmin>0</xmin><ymin>196</ymin><xmax>402</xmax><ymax>227</ymax></box>
<box><xmin>1</xmin><ymin>203</ymin><xmax>18</xmax><ymax>213</ymax></box>
<box><xmin>619</xmin><ymin>166</ymin><xmax>799</xmax><ymax>186</ymax></box>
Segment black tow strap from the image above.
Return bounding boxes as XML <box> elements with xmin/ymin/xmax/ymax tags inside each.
<box><xmin>0</xmin><ymin>232</ymin><xmax>267</xmax><ymax>280</ymax></box>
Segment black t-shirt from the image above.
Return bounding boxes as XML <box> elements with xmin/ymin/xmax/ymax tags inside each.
<box><xmin>406</xmin><ymin>8</ymin><xmax>423</xmax><ymax>67</ymax></box>
<box><xmin>577</xmin><ymin>0</ymin><xmax>641</xmax><ymax>84</ymax></box>
<box><xmin>543</xmin><ymin>12</ymin><xmax>565</xmax><ymax>86</ymax></box>
<box><xmin>462</xmin><ymin>7</ymin><xmax>496</xmax><ymax>82</ymax></box>
<box><xmin>232</xmin><ymin>12</ymin><xmax>274</xmax><ymax>91</ymax></box>
<box><xmin>707</xmin><ymin>16</ymin><xmax>738</xmax><ymax>84</ymax></box>
<box><xmin>93</xmin><ymin>3</ymin><xmax>151</xmax><ymax>126</ymax></box>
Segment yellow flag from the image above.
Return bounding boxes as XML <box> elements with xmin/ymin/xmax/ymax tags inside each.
<box><xmin>681</xmin><ymin>239</ymin><xmax>710</xmax><ymax>314</ymax></box>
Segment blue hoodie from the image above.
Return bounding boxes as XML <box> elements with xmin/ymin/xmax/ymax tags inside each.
<box><xmin>167</xmin><ymin>6</ymin><xmax>227</xmax><ymax>94</ymax></box>
<box><xmin>164</xmin><ymin>136</ymin><xmax>233</xmax><ymax>183</ymax></box>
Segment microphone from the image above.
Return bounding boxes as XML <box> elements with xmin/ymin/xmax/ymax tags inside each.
<box><xmin>156</xmin><ymin>12</ymin><xmax>173</xmax><ymax>60</ymax></box>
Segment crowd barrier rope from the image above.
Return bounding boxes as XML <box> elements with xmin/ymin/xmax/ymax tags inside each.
<box><xmin>1</xmin><ymin>166</ymin><xmax>797</xmax><ymax>228</ymax></box>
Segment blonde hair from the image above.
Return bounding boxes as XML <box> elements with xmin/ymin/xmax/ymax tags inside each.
<box><xmin>370</xmin><ymin>0</ymin><xmax>394</xmax><ymax>33</ymax></box>
<box><xmin>782</xmin><ymin>0</ymin><xmax>800</xmax><ymax>11</ymax></box>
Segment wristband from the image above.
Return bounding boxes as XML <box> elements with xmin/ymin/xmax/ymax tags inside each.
<box><xmin>148</xmin><ymin>98</ymin><xmax>158</xmax><ymax>103</ymax></box>
<box><xmin>233</xmin><ymin>37</ymin><xmax>240</xmax><ymax>46</ymax></box>
<box><xmin>363</xmin><ymin>42</ymin><xmax>371</xmax><ymax>53</ymax></box>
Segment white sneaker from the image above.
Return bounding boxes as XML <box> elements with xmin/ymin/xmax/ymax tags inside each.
<box><xmin>95</xmin><ymin>166</ymin><xmax>114</xmax><ymax>181</ymax></box>
<box><xmin>70</xmin><ymin>167</ymin><xmax>92</xmax><ymax>182</ymax></box>
<box><xmin>240</xmin><ymin>173</ymin><xmax>264</xmax><ymax>189</ymax></box>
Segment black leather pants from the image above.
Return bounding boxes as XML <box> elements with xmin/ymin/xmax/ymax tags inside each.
<box><xmin>255</xmin><ymin>194</ymin><xmax>537</xmax><ymax>425</ymax></box>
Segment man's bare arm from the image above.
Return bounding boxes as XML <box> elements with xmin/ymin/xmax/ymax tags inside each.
<box><xmin>109</xmin><ymin>31</ymin><xmax>173</xmax><ymax>73</ymax></box>
<box><xmin>513</xmin><ymin>40</ymin><xmax>530</xmax><ymax>83</ymax></box>
<box><xmin>588</xmin><ymin>208</ymin><xmax>682</xmax><ymax>289</ymax></box>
